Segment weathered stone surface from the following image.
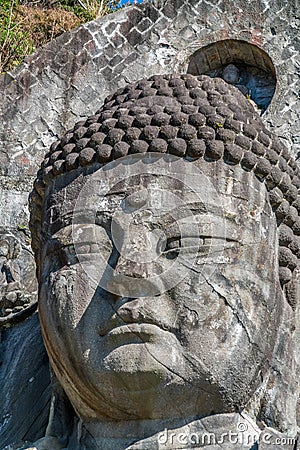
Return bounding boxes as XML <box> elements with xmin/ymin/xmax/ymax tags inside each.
<box><xmin>20</xmin><ymin>75</ymin><xmax>300</xmax><ymax>449</ymax></box>
<box><xmin>0</xmin><ymin>313</ymin><xmax>50</xmax><ymax>449</ymax></box>
<box><xmin>0</xmin><ymin>1</ymin><xmax>299</xmax><ymax>448</ymax></box>
<box><xmin>29</xmin><ymin>75</ymin><xmax>300</xmax><ymax>291</ymax></box>
<box><xmin>0</xmin><ymin>0</ymin><xmax>299</xmax><ymax>200</ymax></box>
<box><xmin>0</xmin><ymin>227</ymin><xmax>37</xmax><ymax>327</ymax></box>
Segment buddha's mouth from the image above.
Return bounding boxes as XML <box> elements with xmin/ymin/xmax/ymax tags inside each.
<box><xmin>101</xmin><ymin>323</ymin><xmax>172</xmax><ymax>346</ymax></box>
<box><xmin>98</xmin><ymin>300</ymin><xmax>177</xmax><ymax>337</ymax></box>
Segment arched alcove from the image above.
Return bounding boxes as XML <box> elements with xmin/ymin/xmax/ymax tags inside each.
<box><xmin>188</xmin><ymin>40</ymin><xmax>276</xmax><ymax>113</ymax></box>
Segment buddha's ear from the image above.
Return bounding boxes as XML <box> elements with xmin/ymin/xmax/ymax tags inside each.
<box><xmin>283</xmin><ymin>266</ymin><xmax>300</xmax><ymax>310</ymax></box>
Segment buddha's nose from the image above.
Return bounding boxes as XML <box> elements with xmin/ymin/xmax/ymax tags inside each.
<box><xmin>112</xmin><ymin>228</ymin><xmax>156</xmax><ymax>279</ymax></box>
<box><xmin>104</xmin><ymin>226</ymin><xmax>164</xmax><ymax>297</ymax></box>
<box><xmin>114</xmin><ymin>254</ymin><xmax>152</xmax><ymax>278</ymax></box>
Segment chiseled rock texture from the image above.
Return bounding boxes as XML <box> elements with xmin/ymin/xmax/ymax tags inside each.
<box><xmin>0</xmin><ymin>0</ymin><xmax>300</xmax><ymax>180</ymax></box>
<box><xmin>27</xmin><ymin>75</ymin><xmax>300</xmax><ymax>449</ymax></box>
<box><xmin>0</xmin><ymin>0</ymin><xmax>299</xmax><ymax>448</ymax></box>
<box><xmin>0</xmin><ymin>314</ymin><xmax>50</xmax><ymax>448</ymax></box>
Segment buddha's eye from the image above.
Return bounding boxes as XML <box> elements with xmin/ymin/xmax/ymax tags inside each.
<box><xmin>60</xmin><ymin>245</ymin><xmax>77</xmax><ymax>266</ymax></box>
<box><xmin>162</xmin><ymin>237</ymin><xmax>181</xmax><ymax>260</ymax></box>
<box><xmin>161</xmin><ymin>236</ymin><xmax>225</xmax><ymax>260</ymax></box>
<box><xmin>44</xmin><ymin>239</ymin><xmax>77</xmax><ymax>271</ymax></box>
<box><xmin>75</xmin><ymin>240</ymin><xmax>113</xmax><ymax>259</ymax></box>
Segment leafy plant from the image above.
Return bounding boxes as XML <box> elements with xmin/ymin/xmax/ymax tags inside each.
<box><xmin>0</xmin><ymin>0</ymin><xmax>130</xmax><ymax>73</ymax></box>
<box><xmin>0</xmin><ymin>0</ymin><xmax>34</xmax><ymax>73</ymax></box>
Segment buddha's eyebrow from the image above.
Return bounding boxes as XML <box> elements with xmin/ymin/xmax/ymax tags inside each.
<box><xmin>105</xmin><ymin>190</ymin><xmax>127</xmax><ymax>197</ymax></box>
<box><xmin>183</xmin><ymin>201</ymin><xmax>219</xmax><ymax>213</ymax></box>
<box><xmin>156</xmin><ymin>202</ymin><xmax>222</xmax><ymax>219</ymax></box>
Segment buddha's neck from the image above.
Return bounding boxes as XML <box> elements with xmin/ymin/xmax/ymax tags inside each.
<box><xmin>71</xmin><ymin>413</ymin><xmax>263</xmax><ymax>449</ymax></box>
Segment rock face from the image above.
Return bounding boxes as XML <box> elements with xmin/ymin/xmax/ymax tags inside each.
<box><xmin>0</xmin><ymin>227</ymin><xmax>37</xmax><ymax>325</ymax></box>
<box><xmin>1</xmin><ymin>0</ymin><xmax>300</xmax><ymax>171</ymax></box>
<box><xmin>24</xmin><ymin>74</ymin><xmax>300</xmax><ymax>449</ymax></box>
<box><xmin>0</xmin><ymin>0</ymin><xmax>299</xmax><ymax>449</ymax></box>
<box><xmin>0</xmin><ymin>314</ymin><xmax>50</xmax><ymax>449</ymax></box>
<box><xmin>0</xmin><ymin>226</ymin><xmax>50</xmax><ymax>449</ymax></box>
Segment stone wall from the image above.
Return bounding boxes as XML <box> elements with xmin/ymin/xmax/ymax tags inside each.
<box><xmin>0</xmin><ymin>0</ymin><xmax>299</xmax><ymax>447</ymax></box>
<box><xmin>1</xmin><ymin>1</ymin><xmax>300</xmax><ymax>188</ymax></box>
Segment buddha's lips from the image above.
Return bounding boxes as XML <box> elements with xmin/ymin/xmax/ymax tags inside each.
<box><xmin>98</xmin><ymin>304</ymin><xmax>177</xmax><ymax>337</ymax></box>
<box><xmin>102</xmin><ymin>323</ymin><xmax>171</xmax><ymax>345</ymax></box>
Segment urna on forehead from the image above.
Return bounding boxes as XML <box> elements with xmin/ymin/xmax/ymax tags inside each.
<box><xmin>29</xmin><ymin>73</ymin><xmax>300</xmax><ymax>287</ymax></box>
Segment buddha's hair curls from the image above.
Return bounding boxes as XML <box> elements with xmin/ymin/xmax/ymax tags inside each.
<box><xmin>29</xmin><ymin>74</ymin><xmax>300</xmax><ymax>290</ymax></box>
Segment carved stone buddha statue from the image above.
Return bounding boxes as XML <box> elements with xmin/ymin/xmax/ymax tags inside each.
<box><xmin>27</xmin><ymin>74</ymin><xmax>299</xmax><ymax>449</ymax></box>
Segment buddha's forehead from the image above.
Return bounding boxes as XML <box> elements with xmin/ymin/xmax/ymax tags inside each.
<box><xmin>43</xmin><ymin>158</ymin><xmax>273</xmax><ymax>239</ymax></box>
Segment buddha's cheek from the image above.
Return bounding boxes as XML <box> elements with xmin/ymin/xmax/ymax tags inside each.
<box><xmin>170</xmin><ymin>267</ymin><xmax>281</xmax><ymax>407</ymax></box>
<box><xmin>39</xmin><ymin>267</ymin><xmax>95</xmax><ymax>355</ymax></box>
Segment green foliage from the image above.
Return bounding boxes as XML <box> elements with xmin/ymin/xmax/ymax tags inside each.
<box><xmin>0</xmin><ymin>0</ymin><xmax>12</xmax><ymax>11</ymax></box>
<box><xmin>0</xmin><ymin>0</ymin><xmax>121</xmax><ymax>73</ymax></box>
<box><xmin>17</xmin><ymin>223</ymin><xmax>28</xmax><ymax>230</ymax></box>
<box><xmin>54</xmin><ymin>0</ymin><xmax>108</xmax><ymax>22</ymax></box>
<box><xmin>0</xmin><ymin>0</ymin><xmax>34</xmax><ymax>73</ymax></box>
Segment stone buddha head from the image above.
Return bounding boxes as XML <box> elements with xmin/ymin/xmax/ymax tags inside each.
<box><xmin>29</xmin><ymin>75</ymin><xmax>300</xmax><ymax>431</ymax></box>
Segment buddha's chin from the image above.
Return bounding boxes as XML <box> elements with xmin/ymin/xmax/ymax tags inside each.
<box><xmin>91</xmin><ymin>325</ymin><xmax>185</xmax><ymax>389</ymax></box>
<box><xmin>98</xmin><ymin>343</ymin><xmax>174</xmax><ymax>391</ymax></box>
<box><xmin>82</xmin><ymin>357</ymin><xmax>227</xmax><ymax>421</ymax></box>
